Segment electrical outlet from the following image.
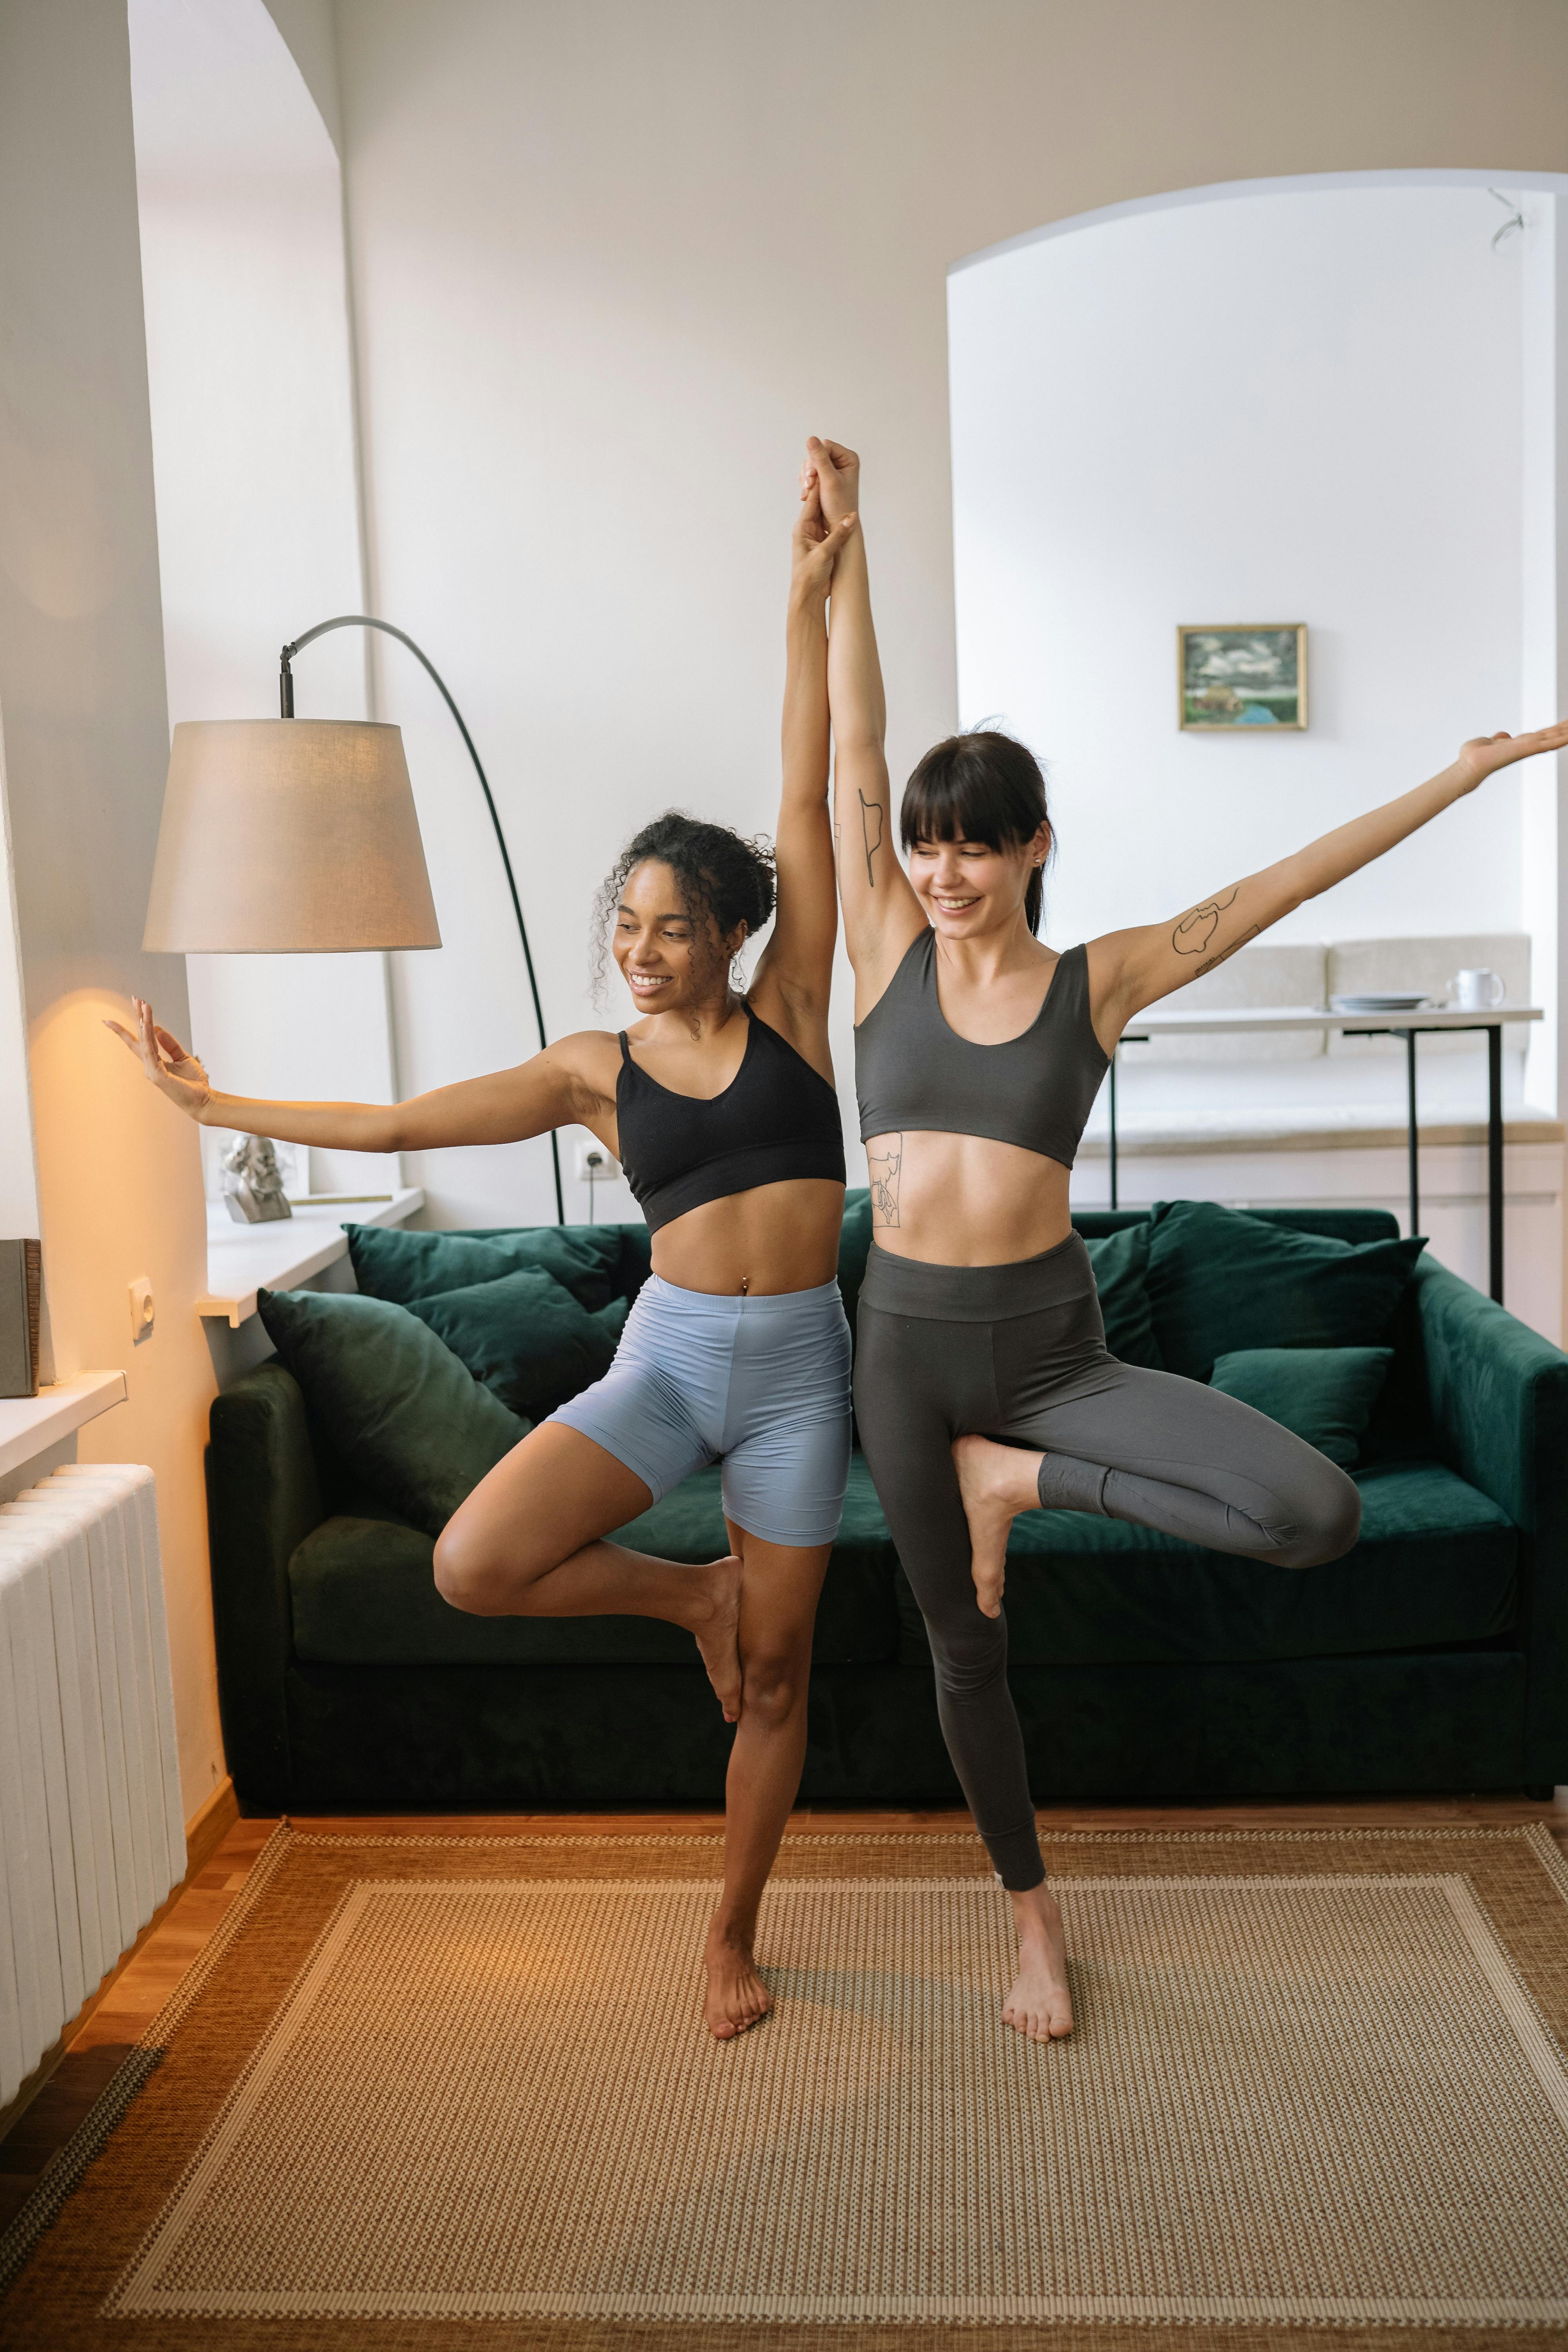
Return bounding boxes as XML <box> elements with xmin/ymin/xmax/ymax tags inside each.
<box><xmin>129</xmin><ymin>1276</ymin><xmax>155</xmax><ymax>1343</ymax></box>
<box><xmin>575</xmin><ymin>1141</ymin><xmax>621</xmax><ymax>1181</ymax></box>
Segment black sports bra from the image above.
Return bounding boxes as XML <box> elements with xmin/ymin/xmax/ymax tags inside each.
<box><xmin>855</xmin><ymin>929</ymin><xmax>1109</xmax><ymax>1170</ymax></box>
<box><xmin>617</xmin><ymin>1010</ymin><xmax>846</xmax><ymax>1234</ymax></box>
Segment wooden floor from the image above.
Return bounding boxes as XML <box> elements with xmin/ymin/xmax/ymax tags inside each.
<box><xmin>2</xmin><ymin>1795</ymin><xmax>1564</xmax><ymax>2235</ymax></box>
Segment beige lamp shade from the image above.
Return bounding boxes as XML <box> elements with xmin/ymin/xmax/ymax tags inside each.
<box><xmin>143</xmin><ymin>719</ymin><xmax>442</xmax><ymax>952</ymax></box>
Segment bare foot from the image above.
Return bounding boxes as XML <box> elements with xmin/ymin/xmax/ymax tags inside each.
<box><xmin>691</xmin><ymin>1553</ymin><xmax>743</xmax><ymax>1720</ymax></box>
<box><xmin>1003</xmin><ymin>1883</ymin><xmax>1074</xmax><ymax>2040</ymax></box>
<box><xmin>703</xmin><ymin>1915</ymin><xmax>773</xmax><ymax>2038</ymax></box>
<box><xmin>952</xmin><ymin>1435</ymin><xmax>1037</xmax><ymax>1617</ymax></box>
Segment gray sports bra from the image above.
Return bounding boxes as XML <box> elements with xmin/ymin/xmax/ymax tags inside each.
<box><xmin>855</xmin><ymin>929</ymin><xmax>1109</xmax><ymax>1169</ymax></box>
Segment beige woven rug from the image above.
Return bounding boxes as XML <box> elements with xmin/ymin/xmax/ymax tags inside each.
<box><xmin>4</xmin><ymin>1822</ymin><xmax>1568</xmax><ymax>2351</ymax></box>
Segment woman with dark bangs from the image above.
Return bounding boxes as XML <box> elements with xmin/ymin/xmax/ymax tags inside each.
<box><xmin>806</xmin><ymin>433</ymin><xmax>1568</xmax><ymax>2044</ymax></box>
<box><xmin>113</xmin><ymin>479</ymin><xmax>859</xmax><ymax>2041</ymax></box>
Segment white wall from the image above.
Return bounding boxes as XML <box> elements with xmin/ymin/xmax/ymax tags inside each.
<box><xmin>332</xmin><ymin>0</ymin><xmax>1568</xmax><ymax>1229</ymax></box>
<box><xmin>0</xmin><ymin>728</ymin><xmax>42</xmax><ymax>1246</ymax></box>
<box><xmin>0</xmin><ymin>0</ymin><xmax>224</xmax><ymax>1821</ymax></box>
<box><xmin>951</xmin><ymin>183</ymin><xmax>1524</xmax><ymax>1022</ymax></box>
<box><xmin>1519</xmin><ymin>194</ymin><xmax>1568</xmax><ymax>1125</ymax></box>
<box><xmin>129</xmin><ymin>0</ymin><xmax>401</xmax><ymax>1203</ymax></box>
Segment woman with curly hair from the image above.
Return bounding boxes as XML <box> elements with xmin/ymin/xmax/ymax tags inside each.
<box><xmin>111</xmin><ymin>478</ymin><xmax>859</xmax><ymax>2037</ymax></box>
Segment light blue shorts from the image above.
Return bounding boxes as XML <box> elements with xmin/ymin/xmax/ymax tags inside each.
<box><xmin>546</xmin><ymin>1273</ymin><xmax>852</xmax><ymax>1549</ymax></box>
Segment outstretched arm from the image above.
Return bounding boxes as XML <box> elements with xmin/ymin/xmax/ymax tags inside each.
<box><xmin>811</xmin><ymin>438</ymin><xmax>924</xmax><ymax>1008</ymax></box>
<box><xmin>1089</xmin><ymin>723</ymin><xmax>1568</xmax><ymax>1041</ymax></box>
<box><xmin>747</xmin><ymin>477</ymin><xmax>855</xmax><ymax>1065</ymax></box>
<box><xmin>106</xmin><ymin>996</ymin><xmax>596</xmax><ymax>1150</ymax></box>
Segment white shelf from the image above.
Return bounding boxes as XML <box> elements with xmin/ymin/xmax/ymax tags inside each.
<box><xmin>1125</xmin><ymin>1004</ymin><xmax>1543</xmax><ymax>1037</ymax></box>
<box><xmin>198</xmin><ymin>1187</ymin><xmax>425</xmax><ymax>1328</ymax></box>
<box><xmin>0</xmin><ymin>1371</ymin><xmax>128</xmax><ymax>1480</ymax></box>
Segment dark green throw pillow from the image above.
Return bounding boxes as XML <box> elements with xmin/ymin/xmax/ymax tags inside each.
<box><xmin>837</xmin><ymin>1188</ymin><xmax>875</xmax><ymax>1346</ymax></box>
<box><xmin>256</xmin><ymin>1288</ymin><xmax>526</xmax><ymax>1535</ymax></box>
<box><xmin>1083</xmin><ymin>1226</ymin><xmax>1164</xmax><ymax>1368</ymax></box>
<box><xmin>1209</xmin><ymin>1345</ymin><xmax>1394</xmax><ymax>1466</ymax></box>
<box><xmin>1145</xmin><ymin>1200</ymin><xmax>1425</xmax><ymax>1382</ymax></box>
<box><xmin>345</xmin><ymin>1221</ymin><xmax>625</xmax><ymax>1312</ymax></box>
<box><xmin>405</xmin><ymin>1269</ymin><xmax>628</xmax><ymax>1422</ymax></box>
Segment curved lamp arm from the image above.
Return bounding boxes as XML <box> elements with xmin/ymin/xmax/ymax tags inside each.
<box><xmin>281</xmin><ymin>615</ymin><xmax>565</xmax><ymax>1224</ymax></box>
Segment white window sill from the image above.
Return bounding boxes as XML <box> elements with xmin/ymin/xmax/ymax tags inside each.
<box><xmin>0</xmin><ymin>1371</ymin><xmax>128</xmax><ymax>1481</ymax></box>
<box><xmin>198</xmin><ymin>1187</ymin><xmax>425</xmax><ymax>1328</ymax></box>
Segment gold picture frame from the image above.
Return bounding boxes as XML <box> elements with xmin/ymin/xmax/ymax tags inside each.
<box><xmin>1179</xmin><ymin>624</ymin><xmax>1307</xmax><ymax>731</ymax></box>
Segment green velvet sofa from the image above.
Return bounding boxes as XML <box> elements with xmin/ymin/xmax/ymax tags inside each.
<box><xmin>207</xmin><ymin>1200</ymin><xmax>1568</xmax><ymax>1811</ymax></box>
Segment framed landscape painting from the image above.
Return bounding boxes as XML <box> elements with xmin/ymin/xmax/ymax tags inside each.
<box><xmin>1179</xmin><ymin>624</ymin><xmax>1307</xmax><ymax>730</ymax></box>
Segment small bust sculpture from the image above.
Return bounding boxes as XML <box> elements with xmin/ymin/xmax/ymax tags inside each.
<box><xmin>220</xmin><ymin>1134</ymin><xmax>294</xmax><ymax>1224</ymax></box>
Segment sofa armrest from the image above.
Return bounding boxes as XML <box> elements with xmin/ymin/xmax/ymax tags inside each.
<box><xmin>1414</xmin><ymin>1257</ymin><xmax>1568</xmax><ymax>1779</ymax></box>
<box><xmin>206</xmin><ymin>1361</ymin><xmax>326</xmax><ymax>1808</ymax></box>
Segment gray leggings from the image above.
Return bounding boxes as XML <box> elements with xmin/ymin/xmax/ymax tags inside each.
<box><xmin>853</xmin><ymin>1234</ymin><xmax>1361</xmax><ymax>1891</ymax></box>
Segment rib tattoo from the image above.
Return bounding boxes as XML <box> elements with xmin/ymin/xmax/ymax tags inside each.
<box><xmin>867</xmin><ymin>1136</ymin><xmax>902</xmax><ymax>1227</ymax></box>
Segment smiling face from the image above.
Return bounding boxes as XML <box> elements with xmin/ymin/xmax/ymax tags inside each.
<box><xmin>612</xmin><ymin>858</ymin><xmax>742</xmax><ymax>1014</ymax></box>
<box><xmin>908</xmin><ymin>826</ymin><xmax>1050</xmax><ymax>940</ymax></box>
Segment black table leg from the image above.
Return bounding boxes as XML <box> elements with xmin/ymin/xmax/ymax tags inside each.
<box><xmin>1108</xmin><ymin>1048</ymin><xmax>1118</xmax><ymax>1211</ymax></box>
<box><xmin>1403</xmin><ymin>1028</ymin><xmax>1419</xmax><ymax>1240</ymax></box>
<box><xmin>1488</xmin><ymin>1020</ymin><xmax>1504</xmax><ymax>1303</ymax></box>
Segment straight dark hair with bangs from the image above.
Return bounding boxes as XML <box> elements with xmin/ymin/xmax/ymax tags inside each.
<box><xmin>900</xmin><ymin>730</ymin><xmax>1055</xmax><ymax>936</ymax></box>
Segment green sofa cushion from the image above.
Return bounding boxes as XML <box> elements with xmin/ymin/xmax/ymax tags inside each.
<box><xmin>256</xmin><ymin>1287</ymin><xmax>526</xmax><ymax>1537</ymax></box>
<box><xmin>920</xmin><ymin>1459</ymin><xmax>1514</xmax><ymax>1667</ymax></box>
<box><xmin>837</xmin><ymin>1188</ymin><xmax>874</xmax><ymax>1346</ymax></box>
<box><xmin>1145</xmin><ymin>1199</ymin><xmax>1426</xmax><ymax>1381</ymax></box>
<box><xmin>1083</xmin><ymin>1226</ymin><xmax>1164</xmax><ymax>1368</ymax></box>
<box><xmin>345</xmin><ymin>1221</ymin><xmax>626</xmax><ymax>1312</ymax></box>
<box><xmin>1209</xmin><ymin>1345</ymin><xmax>1392</xmax><ymax>1466</ymax></box>
<box><xmin>289</xmin><ymin>1456</ymin><xmax>902</xmax><ymax>1668</ymax></box>
<box><xmin>405</xmin><ymin>1269</ymin><xmax>628</xmax><ymax>1422</ymax></box>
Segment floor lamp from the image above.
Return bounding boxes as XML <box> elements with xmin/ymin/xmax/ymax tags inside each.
<box><xmin>142</xmin><ymin>616</ymin><xmax>566</xmax><ymax>1225</ymax></box>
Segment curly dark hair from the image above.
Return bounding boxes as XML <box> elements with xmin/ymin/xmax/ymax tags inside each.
<box><xmin>591</xmin><ymin>811</ymin><xmax>777</xmax><ymax>1004</ymax></box>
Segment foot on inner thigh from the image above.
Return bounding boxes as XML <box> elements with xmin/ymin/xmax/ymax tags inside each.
<box><xmin>690</xmin><ymin>1554</ymin><xmax>744</xmax><ymax>1721</ymax></box>
<box><xmin>703</xmin><ymin>1912</ymin><xmax>773</xmax><ymax>2038</ymax></box>
<box><xmin>1003</xmin><ymin>1882</ymin><xmax>1074</xmax><ymax>2041</ymax></box>
<box><xmin>952</xmin><ymin>1435</ymin><xmax>1041</xmax><ymax>1618</ymax></box>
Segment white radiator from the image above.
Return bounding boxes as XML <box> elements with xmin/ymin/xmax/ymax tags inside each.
<box><xmin>0</xmin><ymin>1466</ymin><xmax>185</xmax><ymax>2106</ymax></box>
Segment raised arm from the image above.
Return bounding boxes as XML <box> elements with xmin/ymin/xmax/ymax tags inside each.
<box><xmin>746</xmin><ymin>476</ymin><xmax>854</xmax><ymax>1062</ymax></box>
<box><xmin>811</xmin><ymin>438</ymin><xmax>924</xmax><ymax>1009</ymax></box>
<box><xmin>1088</xmin><ymin>723</ymin><xmax>1568</xmax><ymax>1043</ymax></box>
<box><xmin>107</xmin><ymin>996</ymin><xmax>602</xmax><ymax>1151</ymax></box>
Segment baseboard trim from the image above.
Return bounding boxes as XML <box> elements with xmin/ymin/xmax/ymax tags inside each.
<box><xmin>0</xmin><ymin>1775</ymin><xmax>239</xmax><ymax>2143</ymax></box>
<box><xmin>183</xmin><ymin>1774</ymin><xmax>240</xmax><ymax>1876</ymax></box>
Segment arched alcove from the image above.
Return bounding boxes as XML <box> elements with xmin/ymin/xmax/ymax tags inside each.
<box><xmin>949</xmin><ymin>172</ymin><xmax>1568</xmax><ymax>1330</ymax></box>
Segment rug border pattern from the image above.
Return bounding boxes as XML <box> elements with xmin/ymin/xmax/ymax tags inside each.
<box><xmin>2</xmin><ymin>1819</ymin><xmax>1565</xmax><ymax>2333</ymax></box>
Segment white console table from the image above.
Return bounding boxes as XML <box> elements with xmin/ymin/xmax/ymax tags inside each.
<box><xmin>1110</xmin><ymin>1005</ymin><xmax>1543</xmax><ymax>1305</ymax></box>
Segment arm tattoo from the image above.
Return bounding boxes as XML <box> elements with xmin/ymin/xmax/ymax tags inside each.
<box><xmin>858</xmin><ymin>790</ymin><xmax>884</xmax><ymax>888</ymax></box>
<box><xmin>1171</xmin><ymin>884</ymin><xmax>1239</xmax><ymax>956</ymax></box>
<box><xmin>1194</xmin><ymin>922</ymin><xmax>1261</xmax><ymax>978</ymax></box>
<box><xmin>868</xmin><ymin>1136</ymin><xmax>902</xmax><ymax>1227</ymax></box>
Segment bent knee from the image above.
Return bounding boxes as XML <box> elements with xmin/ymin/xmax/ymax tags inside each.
<box><xmin>1272</xmin><ymin>1466</ymin><xmax>1361</xmax><ymax>1571</ymax></box>
<box><xmin>432</xmin><ymin>1520</ymin><xmax>521</xmax><ymax>1614</ymax></box>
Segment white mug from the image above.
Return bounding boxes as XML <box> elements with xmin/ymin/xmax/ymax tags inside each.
<box><xmin>1450</xmin><ymin>967</ymin><xmax>1505</xmax><ymax>1010</ymax></box>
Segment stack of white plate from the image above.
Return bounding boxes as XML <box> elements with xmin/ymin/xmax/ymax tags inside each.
<box><xmin>1328</xmin><ymin>992</ymin><xmax>1431</xmax><ymax>1014</ymax></box>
